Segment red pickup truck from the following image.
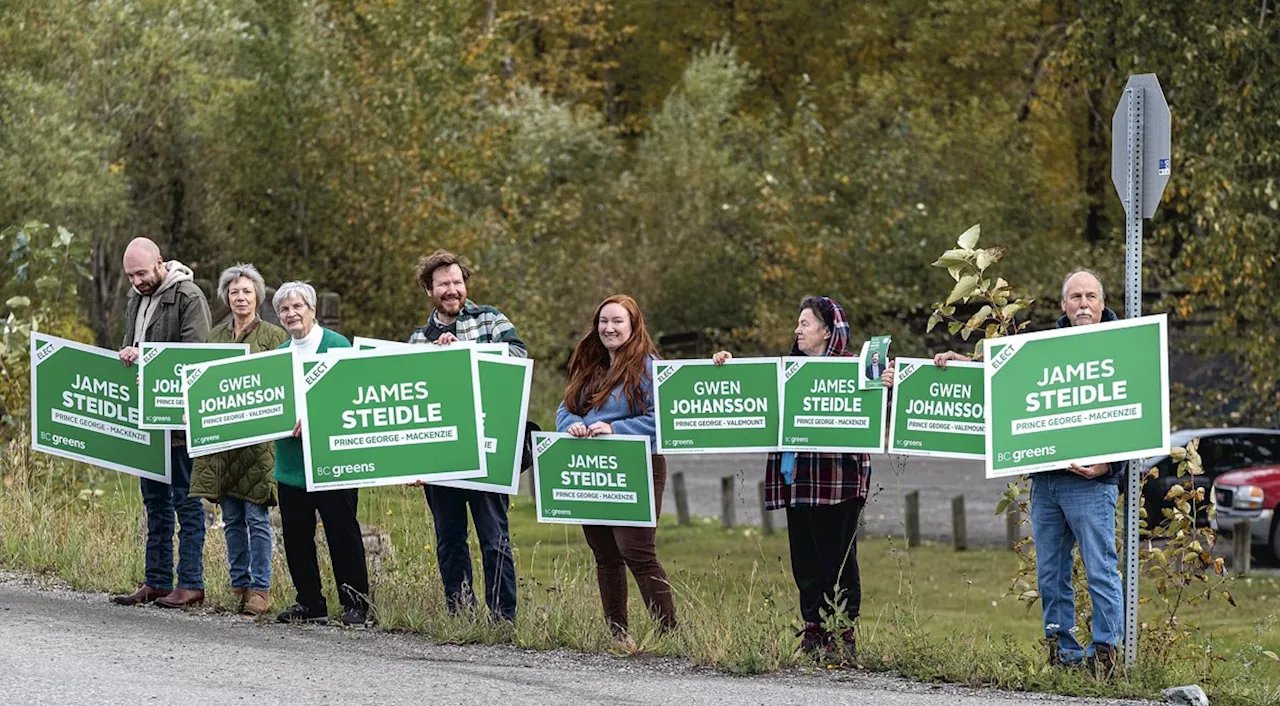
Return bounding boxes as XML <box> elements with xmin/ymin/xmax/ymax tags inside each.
<box><xmin>1213</xmin><ymin>466</ymin><xmax>1279</xmax><ymax>563</ymax></box>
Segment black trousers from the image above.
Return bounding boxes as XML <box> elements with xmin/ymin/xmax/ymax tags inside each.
<box><xmin>278</xmin><ymin>483</ymin><xmax>370</xmax><ymax>612</ymax></box>
<box><xmin>785</xmin><ymin>498</ymin><xmax>864</xmax><ymax>624</ymax></box>
<box><xmin>423</xmin><ymin>485</ymin><xmax>518</xmax><ymax>620</ymax></box>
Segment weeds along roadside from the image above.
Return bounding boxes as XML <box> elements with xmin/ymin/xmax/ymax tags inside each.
<box><xmin>2</xmin><ymin>429</ymin><xmax>1278</xmax><ymax>705</ymax></box>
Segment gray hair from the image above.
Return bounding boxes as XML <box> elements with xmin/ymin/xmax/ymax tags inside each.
<box><xmin>273</xmin><ymin>281</ymin><xmax>317</xmax><ymax>312</ymax></box>
<box><xmin>1061</xmin><ymin>268</ymin><xmax>1105</xmax><ymax>303</ymax></box>
<box><xmin>216</xmin><ymin>263</ymin><xmax>266</xmax><ymax>308</ymax></box>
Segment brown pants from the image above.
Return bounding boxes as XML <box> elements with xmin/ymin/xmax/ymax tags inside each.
<box><xmin>581</xmin><ymin>455</ymin><xmax>677</xmax><ymax>634</ymax></box>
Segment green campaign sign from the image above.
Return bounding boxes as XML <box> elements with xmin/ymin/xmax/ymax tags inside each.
<box><xmin>985</xmin><ymin>315</ymin><xmax>1170</xmax><ymax>478</ymax></box>
<box><xmin>780</xmin><ymin>357</ymin><xmax>886</xmax><ymax>453</ymax></box>
<box><xmin>138</xmin><ymin>343</ymin><xmax>248</xmax><ymax>429</ymax></box>
<box><xmin>532</xmin><ymin>432</ymin><xmax>655</xmax><ymax>527</ymax></box>
<box><xmin>653</xmin><ymin>358</ymin><xmax>782</xmax><ymax>454</ymax></box>
<box><xmin>300</xmin><ymin>346</ymin><xmax>486</xmax><ymax>491</ymax></box>
<box><xmin>354</xmin><ymin>336</ymin><xmax>510</xmax><ymax>357</ymax></box>
<box><xmin>351</xmin><ymin>337</ymin><xmax>529</xmax><ymax>494</ymax></box>
<box><xmin>434</xmin><ymin>356</ymin><xmax>533</xmax><ymax>494</ymax></box>
<box><xmin>29</xmin><ymin>333</ymin><xmax>170</xmax><ymax>482</ymax></box>
<box><xmin>887</xmin><ymin>358</ymin><xmax>985</xmax><ymax>460</ymax></box>
<box><xmin>182</xmin><ymin>349</ymin><xmax>297</xmax><ymax>457</ymax></box>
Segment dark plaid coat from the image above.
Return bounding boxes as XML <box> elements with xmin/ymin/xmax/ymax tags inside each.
<box><xmin>764</xmin><ymin>297</ymin><xmax>872</xmax><ymax>510</ymax></box>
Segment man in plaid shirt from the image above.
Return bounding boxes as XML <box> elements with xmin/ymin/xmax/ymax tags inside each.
<box><xmin>408</xmin><ymin>249</ymin><xmax>525</xmax><ymax>621</ymax></box>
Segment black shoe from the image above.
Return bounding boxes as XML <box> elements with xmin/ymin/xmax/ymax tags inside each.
<box><xmin>276</xmin><ymin>604</ymin><xmax>328</xmax><ymax>624</ymax></box>
<box><xmin>340</xmin><ymin>606</ymin><xmax>369</xmax><ymax>627</ymax></box>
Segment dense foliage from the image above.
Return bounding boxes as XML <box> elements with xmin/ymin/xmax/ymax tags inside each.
<box><xmin>1</xmin><ymin>0</ymin><xmax>1276</xmax><ymax>425</ymax></box>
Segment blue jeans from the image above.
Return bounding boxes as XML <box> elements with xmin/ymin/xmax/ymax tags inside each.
<box><xmin>140</xmin><ymin>446</ymin><xmax>206</xmax><ymax>591</ymax></box>
<box><xmin>423</xmin><ymin>486</ymin><xmax>517</xmax><ymax>620</ymax></box>
<box><xmin>221</xmin><ymin>498</ymin><xmax>273</xmax><ymax>591</ymax></box>
<box><xmin>1030</xmin><ymin>472</ymin><xmax>1124</xmax><ymax>662</ymax></box>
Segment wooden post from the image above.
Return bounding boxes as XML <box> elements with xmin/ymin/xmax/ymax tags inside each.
<box><xmin>1006</xmin><ymin>508</ymin><xmax>1020</xmax><ymax>550</ymax></box>
<box><xmin>951</xmin><ymin>495</ymin><xmax>967</xmax><ymax>551</ymax></box>
<box><xmin>758</xmin><ymin>481</ymin><xmax>774</xmax><ymax>534</ymax></box>
<box><xmin>1233</xmin><ymin>519</ymin><xmax>1252</xmax><ymax>576</ymax></box>
<box><xmin>721</xmin><ymin>475</ymin><xmax>735</xmax><ymax>529</ymax></box>
<box><xmin>904</xmin><ymin>490</ymin><xmax>920</xmax><ymax>548</ymax></box>
<box><xmin>261</xmin><ymin>286</ymin><xmax>281</xmax><ymax>325</ymax></box>
<box><xmin>671</xmin><ymin>471</ymin><xmax>691</xmax><ymax>526</ymax></box>
<box><xmin>317</xmin><ymin>291</ymin><xmax>341</xmax><ymax>329</ymax></box>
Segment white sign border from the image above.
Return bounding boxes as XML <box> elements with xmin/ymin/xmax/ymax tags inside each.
<box><xmin>531</xmin><ymin>431</ymin><xmax>656</xmax><ymax>528</ymax></box>
<box><xmin>434</xmin><ymin>356</ymin><xmax>533</xmax><ymax>495</ymax></box>
<box><xmin>779</xmin><ymin>356</ymin><xmax>887</xmax><ymax>454</ymax></box>
<box><xmin>353</xmin><ymin>336</ymin><xmax>524</xmax><ymax>493</ymax></box>
<box><xmin>298</xmin><ymin>344</ymin><xmax>488</xmax><ymax>491</ymax></box>
<box><xmin>652</xmin><ymin>357</ymin><xmax>784</xmax><ymax>455</ymax></box>
<box><xmin>29</xmin><ymin>332</ymin><xmax>172</xmax><ymax>484</ymax></box>
<box><xmin>139</xmin><ymin>342</ymin><xmax>249</xmax><ymax>430</ymax></box>
<box><xmin>182</xmin><ymin>348</ymin><xmax>297</xmax><ymax>458</ymax></box>
<box><xmin>887</xmin><ymin>357</ymin><xmax>986</xmax><ymax>461</ymax></box>
<box><xmin>983</xmin><ymin>314</ymin><xmax>1170</xmax><ymax>478</ymax></box>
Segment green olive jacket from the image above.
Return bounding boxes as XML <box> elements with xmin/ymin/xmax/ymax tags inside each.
<box><xmin>189</xmin><ymin>318</ymin><xmax>290</xmax><ymax>506</ymax></box>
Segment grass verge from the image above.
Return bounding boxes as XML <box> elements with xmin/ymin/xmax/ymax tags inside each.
<box><xmin>2</xmin><ymin>442</ymin><xmax>1278</xmax><ymax>705</ymax></box>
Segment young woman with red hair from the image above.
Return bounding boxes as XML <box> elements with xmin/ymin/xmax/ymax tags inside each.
<box><xmin>556</xmin><ymin>295</ymin><xmax>677</xmax><ymax>638</ymax></box>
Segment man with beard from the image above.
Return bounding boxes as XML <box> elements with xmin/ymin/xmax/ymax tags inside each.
<box><xmin>864</xmin><ymin>352</ymin><xmax>883</xmax><ymax>381</ymax></box>
<box><xmin>111</xmin><ymin>237</ymin><xmax>212</xmax><ymax>609</ymax></box>
<box><xmin>408</xmin><ymin>250</ymin><xmax>526</xmax><ymax>621</ymax></box>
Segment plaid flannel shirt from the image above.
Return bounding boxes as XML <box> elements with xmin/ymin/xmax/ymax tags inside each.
<box><xmin>764</xmin><ymin>451</ymin><xmax>871</xmax><ymax>510</ymax></box>
<box><xmin>763</xmin><ymin>295</ymin><xmax>871</xmax><ymax>510</ymax></box>
<box><xmin>407</xmin><ymin>299</ymin><xmax>527</xmax><ymax>358</ymax></box>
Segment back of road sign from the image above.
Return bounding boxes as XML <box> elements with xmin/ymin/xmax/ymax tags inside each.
<box><xmin>1111</xmin><ymin>73</ymin><xmax>1171</xmax><ymax>218</ymax></box>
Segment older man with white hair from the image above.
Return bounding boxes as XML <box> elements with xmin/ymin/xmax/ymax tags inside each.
<box><xmin>270</xmin><ymin>281</ymin><xmax>371</xmax><ymax>627</ymax></box>
<box><xmin>892</xmin><ymin>268</ymin><xmax>1125</xmax><ymax>673</ymax></box>
<box><xmin>1030</xmin><ymin>268</ymin><xmax>1125</xmax><ymax>673</ymax></box>
<box><xmin>111</xmin><ymin>237</ymin><xmax>212</xmax><ymax>609</ymax></box>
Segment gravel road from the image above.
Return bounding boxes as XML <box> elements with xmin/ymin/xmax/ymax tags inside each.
<box><xmin>0</xmin><ymin>572</ymin><xmax>1158</xmax><ymax>706</ymax></box>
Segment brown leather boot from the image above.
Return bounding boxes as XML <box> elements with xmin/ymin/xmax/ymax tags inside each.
<box><xmin>231</xmin><ymin>587</ymin><xmax>247</xmax><ymax>612</ymax></box>
<box><xmin>243</xmin><ymin>589</ymin><xmax>271</xmax><ymax>616</ymax></box>
<box><xmin>110</xmin><ymin>585</ymin><xmax>171</xmax><ymax>606</ymax></box>
<box><xmin>155</xmin><ymin>588</ymin><xmax>205</xmax><ymax>609</ymax></box>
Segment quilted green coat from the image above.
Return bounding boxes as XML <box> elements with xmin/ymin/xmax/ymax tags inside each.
<box><xmin>189</xmin><ymin>318</ymin><xmax>289</xmax><ymax>506</ymax></box>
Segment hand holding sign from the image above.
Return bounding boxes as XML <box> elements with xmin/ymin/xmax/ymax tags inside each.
<box><xmin>934</xmin><ymin>351</ymin><xmax>969</xmax><ymax>369</ymax></box>
<box><xmin>880</xmin><ymin>359</ymin><xmax>895</xmax><ymax>388</ymax></box>
<box><xmin>1069</xmin><ymin>462</ymin><xmax>1110</xmax><ymax>479</ymax></box>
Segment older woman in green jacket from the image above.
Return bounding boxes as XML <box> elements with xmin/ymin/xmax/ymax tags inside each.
<box><xmin>190</xmin><ymin>264</ymin><xmax>288</xmax><ymax>615</ymax></box>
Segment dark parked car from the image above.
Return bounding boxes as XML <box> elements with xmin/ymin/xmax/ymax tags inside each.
<box><xmin>1140</xmin><ymin>428</ymin><xmax>1280</xmax><ymax>528</ymax></box>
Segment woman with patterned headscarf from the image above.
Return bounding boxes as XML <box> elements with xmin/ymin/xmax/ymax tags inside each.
<box><xmin>713</xmin><ymin>296</ymin><xmax>870</xmax><ymax>659</ymax></box>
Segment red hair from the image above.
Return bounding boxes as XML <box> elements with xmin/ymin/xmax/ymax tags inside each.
<box><xmin>563</xmin><ymin>295</ymin><xmax>658</xmax><ymax>416</ymax></box>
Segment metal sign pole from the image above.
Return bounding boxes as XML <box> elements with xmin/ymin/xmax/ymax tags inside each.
<box><xmin>1122</xmin><ymin>84</ymin><xmax>1145</xmax><ymax>669</ymax></box>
